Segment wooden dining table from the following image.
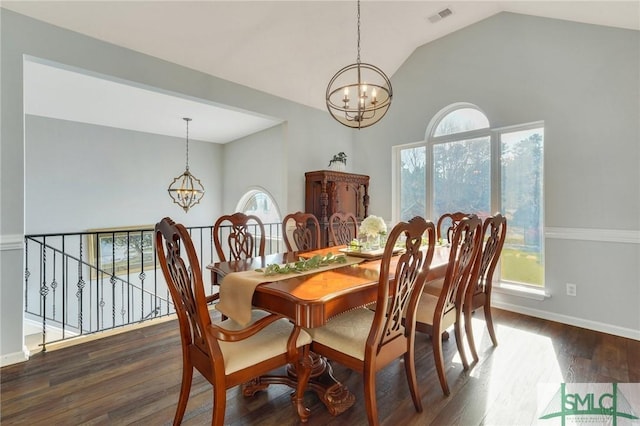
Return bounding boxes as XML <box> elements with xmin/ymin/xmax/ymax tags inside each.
<box><xmin>206</xmin><ymin>244</ymin><xmax>450</xmax><ymax>416</ymax></box>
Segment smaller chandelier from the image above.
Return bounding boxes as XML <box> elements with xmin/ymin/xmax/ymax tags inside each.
<box><xmin>168</xmin><ymin>118</ymin><xmax>205</xmax><ymax>212</ymax></box>
<box><xmin>326</xmin><ymin>0</ymin><xmax>392</xmax><ymax>129</ymax></box>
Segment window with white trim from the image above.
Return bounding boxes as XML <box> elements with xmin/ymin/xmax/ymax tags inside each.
<box><xmin>393</xmin><ymin>103</ymin><xmax>544</xmax><ymax>287</ymax></box>
<box><xmin>236</xmin><ymin>189</ymin><xmax>281</xmax><ymax>225</ymax></box>
<box><xmin>236</xmin><ymin>188</ymin><xmax>282</xmax><ymax>250</ymax></box>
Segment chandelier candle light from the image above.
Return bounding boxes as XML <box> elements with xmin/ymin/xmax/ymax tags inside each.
<box><xmin>168</xmin><ymin>117</ymin><xmax>205</xmax><ymax>212</ymax></box>
<box><xmin>326</xmin><ymin>0</ymin><xmax>393</xmax><ymax>129</ymax></box>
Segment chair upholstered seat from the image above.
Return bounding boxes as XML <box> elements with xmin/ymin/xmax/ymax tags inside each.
<box><xmin>414</xmin><ymin>292</ymin><xmax>458</xmax><ymax>333</ymax></box>
<box><xmin>308</xmin><ymin>308</ymin><xmax>387</xmax><ymax>361</ymax></box>
<box><xmin>418</xmin><ymin>279</ymin><xmax>451</xmax><ymax>342</ymax></box>
<box><xmin>423</xmin><ymin>277</ymin><xmax>444</xmax><ymax>297</ymax></box>
<box><xmin>220</xmin><ymin>310</ymin><xmax>312</xmax><ymax>375</ymax></box>
<box><xmin>414</xmin><ymin>293</ymin><xmax>438</xmax><ymax>326</ymax></box>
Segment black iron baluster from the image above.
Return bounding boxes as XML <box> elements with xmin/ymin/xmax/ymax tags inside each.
<box><xmin>77</xmin><ymin>235</ymin><xmax>85</xmax><ymax>334</ymax></box>
<box><xmin>39</xmin><ymin>239</ymin><xmax>49</xmax><ymax>352</ymax></box>
<box><xmin>51</xmin><ymin>251</ymin><xmax>58</xmax><ymax>319</ymax></box>
<box><xmin>110</xmin><ymin>231</ymin><xmax>117</xmax><ymax>328</ymax></box>
<box><xmin>110</xmin><ymin>274</ymin><xmax>116</xmax><ymax>328</ymax></box>
<box><xmin>24</xmin><ymin>237</ymin><xmax>30</xmax><ymax>315</ymax></box>
<box><xmin>124</xmin><ymin>230</ymin><xmax>130</xmax><ymax>325</ymax></box>
<box><xmin>94</xmin><ymin>231</ymin><xmax>100</xmax><ymax>334</ymax></box>
<box><xmin>120</xmin><ymin>282</ymin><xmax>126</xmax><ymax>325</ymax></box>
<box><xmin>61</xmin><ymin>236</ymin><xmax>67</xmax><ymax>340</ymax></box>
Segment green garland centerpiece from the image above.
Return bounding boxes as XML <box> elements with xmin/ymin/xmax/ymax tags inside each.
<box><xmin>256</xmin><ymin>252</ymin><xmax>348</xmax><ymax>276</ymax></box>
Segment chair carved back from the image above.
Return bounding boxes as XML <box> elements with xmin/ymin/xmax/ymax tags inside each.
<box><xmin>463</xmin><ymin>213</ymin><xmax>507</xmax><ymax>360</ymax></box>
<box><xmin>328</xmin><ymin>211</ymin><xmax>358</xmax><ymax>246</ymax></box>
<box><xmin>468</xmin><ymin>213</ymin><xmax>507</xmax><ymax>298</ymax></box>
<box><xmin>157</xmin><ymin>217</ymin><xmax>310</xmax><ymax>425</ymax></box>
<box><xmin>213</xmin><ymin>212</ymin><xmax>266</xmax><ymax>262</ymax></box>
<box><xmin>370</xmin><ymin>216</ymin><xmax>435</xmax><ymax>356</ymax></box>
<box><xmin>436</xmin><ymin>211</ymin><xmax>469</xmax><ymax>244</ymax></box>
<box><xmin>283</xmin><ymin>212</ymin><xmax>321</xmax><ymax>252</ymax></box>
<box><xmin>156</xmin><ymin>218</ymin><xmax>216</xmax><ymax>365</ymax></box>
<box><xmin>440</xmin><ymin>216</ymin><xmax>483</xmax><ymax>315</ymax></box>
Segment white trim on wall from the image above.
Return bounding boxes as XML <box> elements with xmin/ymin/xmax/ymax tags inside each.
<box><xmin>0</xmin><ymin>234</ymin><xmax>23</xmax><ymax>251</ymax></box>
<box><xmin>493</xmin><ymin>300</ymin><xmax>640</xmax><ymax>341</ymax></box>
<box><xmin>545</xmin><ymin>227</ymin><xmax>640</xmax><ymax>244</ymax></box>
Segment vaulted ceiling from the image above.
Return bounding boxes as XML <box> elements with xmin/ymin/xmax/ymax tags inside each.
<box><xmin>3</xmin><ymin>1</ymin><xmax>638</xmax><ymax>142</ymax></box>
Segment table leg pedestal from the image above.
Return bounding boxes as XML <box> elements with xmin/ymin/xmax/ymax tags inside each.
<box><xmin>290</xmin><ymin>352</ymin><xmax>355</xmax><ymax>416</ymax></box>
<box><xmin>242</xmin><ymin>374</ymin><xmax>311</xmax><ymax>423</ymax></box>
<box><xmin>242</xmin><ymin>352</ymin><xmax>355</xmax><ymax>417</ymax></box>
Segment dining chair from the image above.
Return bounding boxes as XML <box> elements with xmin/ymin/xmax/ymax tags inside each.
<box><xmin>211</xmin><ymin>213</ymin><xmax>267</xmax><ymax>314</ymax></box>
<box><xmin>155</xmin><ymin>217</ymin><xmax>313</xmax><ymax>426</ymax></box>
<box><xmin>307</xmin><ymin>216</ymin><xmax>436</xmax><ymax>426</ymax></box>
<box><xmin>436</xmin><ymin>211</ymin><xmax>469</xmax><ymax>244</ymax></box>
<box><xmin>424</xmin><ymin>212</ymin><xmax>477</xmax><ymax>297</ymax></box>
<box><xmin>213</xmin><ymin>212</ymin><xmax>266</xmax><ymax>262</ymax></box>
<box><xmin>328</xmin><ymin>211</ymin><xmax>358</xmax><ymax>246</ymax></box>
<box><xmin>464</xmin><ymin>213</ymin><xmax>507</xmax><ymax>362</ymax></box>
<box><xmin>414</xmin><ymin>215</ymin><xmax>483</xmax><ymax>396</ymax></box>
<box><xmin>282</xmin><ymin>211</ymin><xmax>321</xmax><ymax>252</ymax></box>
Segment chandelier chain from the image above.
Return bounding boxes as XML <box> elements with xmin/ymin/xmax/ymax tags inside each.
<box><xmin>184</xmin><ymin>117</ymin><xmax>190</xmax><ymax>171</ymax></box>
<box><xmin>356</xmin><ymin>0</ymin><xmax>361</xmax><ymax>64</ymax></box>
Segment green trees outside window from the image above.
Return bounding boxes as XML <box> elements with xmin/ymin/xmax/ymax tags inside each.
<box><xmin>396</xmin><ymin>104</ymin><xmax>544</xmax><ymax>287</ymax></box>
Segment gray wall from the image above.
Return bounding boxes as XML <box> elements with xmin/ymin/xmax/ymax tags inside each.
<box><xmin>25</xmin><ymin>116</ymin><xmax>222</xmax><ymax>232</ymax></box>
<box><xmin>0</xmin><ymin>8</ymin><xmax>352</xmax><ymax>364</ymax></box>
<box><xmin>354</xmin><ymin>13</ymin><xmax>640</xmax><ymax>336</ymax></box>
<box><xmin>221</xmin><ymin>124</ymin><xmax>286</xmax><ymax>215</ymax></box>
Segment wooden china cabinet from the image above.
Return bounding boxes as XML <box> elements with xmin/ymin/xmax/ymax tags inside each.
<box><xmin>304</xmin><ymin>170</ymin><xmax>369</xmax><ymax>247</ymax></box>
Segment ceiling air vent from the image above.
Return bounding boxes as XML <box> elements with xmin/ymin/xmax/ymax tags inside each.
<box><xmin>427</xmin><ymin>8</ymin><xmax>453</xmax><ymax>24</ymax></box>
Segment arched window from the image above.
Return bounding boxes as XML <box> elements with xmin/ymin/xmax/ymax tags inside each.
<box><xmin>428</xmin><ymin>104</ymin><xmax>492</xmax><ymax>220</ymax></box>
<box><xmin>393</xmin><ymin>103</ymin><xmax>545</xmax><ymax>288</ymax></box>
<box><xmin>236</xmin><ymin>188</ymin><xmax>281</xmax><ymax>225</ymax></box>
<box><xmin>236</xmin><ymin>188</ymin><xmax>282</xmax><ymax>253</ymax></box>
<box><xmin>432</xmin><ymin>106</ymin><xmax>490</xmax><ymax>136</ymax></box>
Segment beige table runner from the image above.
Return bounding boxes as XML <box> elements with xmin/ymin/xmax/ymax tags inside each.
<box><xmin>216</xmin><ymin>255</ymin><xmax>364</xmax><ymax>326</ymax></box>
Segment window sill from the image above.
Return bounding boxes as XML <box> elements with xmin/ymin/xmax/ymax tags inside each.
<box><xmin>493</xmin><ymin>282</ymin><xmax>549</xmax><ymax>301</ymax></box>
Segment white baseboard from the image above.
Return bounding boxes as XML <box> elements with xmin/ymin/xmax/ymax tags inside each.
<box><xmin>493</xmin><ymin>300</ymin><xmax>640</xmax><ymax>341</ymax></box>
<box><xmin>1</xmin><ymin>346</ymin><xmax>30</xmax><ymax>367</ymax></box>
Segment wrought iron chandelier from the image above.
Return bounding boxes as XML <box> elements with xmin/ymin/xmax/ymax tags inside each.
<box><xmin>326</xmin><ymin>0</ymin><xmax>392</xmax><ymax>129</ymax></box>
<box><xmin>168</xmin><ymin>118</ymin><xmax>205</xmax><ymax>212</ymax></box>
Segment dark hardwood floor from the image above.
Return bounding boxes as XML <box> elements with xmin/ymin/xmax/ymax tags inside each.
<box><xmin>2</xmin><ymin>308</ymin><xmax>639</xmax><ymax>425</ymax></box>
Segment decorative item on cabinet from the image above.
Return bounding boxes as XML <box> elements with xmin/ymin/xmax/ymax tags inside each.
<box><xmin>305</xmin><ymin>170</ymin><xmax>369</xmax><ymax>247</ymax></box>
<box><xmin>328</xmin><ymin>152</ymin><xmax>347</xmax><ymax>171</ymax></box>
